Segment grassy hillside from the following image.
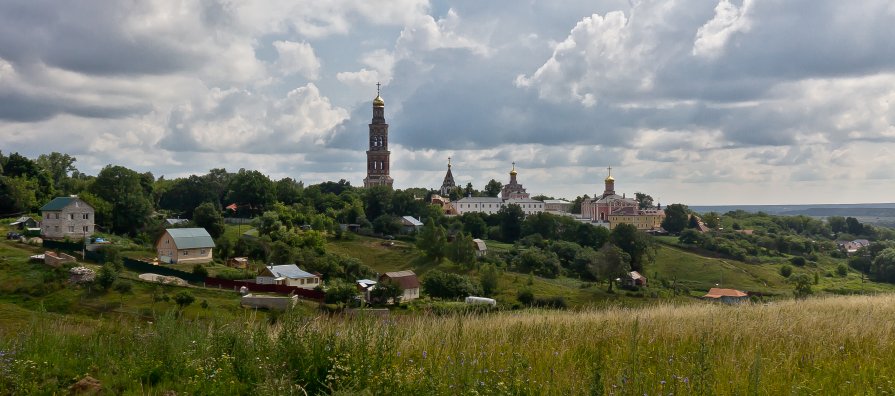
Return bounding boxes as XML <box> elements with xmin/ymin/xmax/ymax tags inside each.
<box><xmin>4</xmin><ymin>294</ymin><xmax>895</xmax><ymax>394</ymax></box>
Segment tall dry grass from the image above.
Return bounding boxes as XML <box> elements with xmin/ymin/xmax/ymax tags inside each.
<box><xmin>2</xmin><ymin>295</ymin><xmax>895</xmax><ymax>394</ymax></box>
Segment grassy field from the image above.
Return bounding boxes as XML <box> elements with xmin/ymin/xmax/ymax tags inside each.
<box><xmin>3</xmin><ymin>294</ymin><xmax>895</xmax><ymax>394</ymax></box>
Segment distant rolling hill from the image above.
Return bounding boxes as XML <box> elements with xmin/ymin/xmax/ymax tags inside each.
<box><xmin>691</xmin><ymin>203</ymin><xmax>895</xmax><ymax>226</ymax></box>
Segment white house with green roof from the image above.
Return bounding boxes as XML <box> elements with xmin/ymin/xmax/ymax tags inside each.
<box><xmin>39</xmin><ymin>196</ymin><xmax>95</xmax><ymax>240</ymax></box>
<box><xmin>156</xmin><ymin>228</ymin><xmax>215</xmax><ymax>264</ymax></box>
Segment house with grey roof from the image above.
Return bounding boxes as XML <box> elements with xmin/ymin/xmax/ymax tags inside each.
<box><xmin>155</xmin><ymin>228</ymin><xmax>215</xmax><ymax>264</ymax></box>
<box><xmin>400</xmin><ymin>215</ymin><xmax>423</xmax><ymax>234</ymax></box>
<box><xmin>39</xmin><ymin>196</ymin><xmax>95</xmax><ymax>240</ymax></box>
<box><xmin>257</xmin><ymin>264</ymin><xmax>321</xmax><ymax>289</ymax></box>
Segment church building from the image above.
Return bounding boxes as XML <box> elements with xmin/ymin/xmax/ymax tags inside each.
<box><xmin>439</xmin><ymin>157</ymin><xmax>456</xmax><ymax>196</ymax></box>
<box><xmin>453</xmin><ymin>163</ymin><xmax>544</xmax><ymax>216</ymax></box>
<box><xmin>580</xmin><ymin>167</ymin><xmax>664</xmax><ymax>230</ymax></box>
<box><xmin>363</xmin><ymin>83</ymin><xmax>394</xmax><ymax>188</ymax></box>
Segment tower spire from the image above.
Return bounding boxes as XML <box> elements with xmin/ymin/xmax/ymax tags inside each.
<box><xmin>448</xmin><ymin>156</ymin><xmax>452</xmax><ymax>168</ymax></box>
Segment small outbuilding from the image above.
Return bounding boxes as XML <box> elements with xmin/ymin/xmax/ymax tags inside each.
<box><xmin>623</xmin><ymin>271</ymin><xmax>648</xmax><ymax>287</ymax></box>
<box><xmin>472</xmin><ymin>238</ymin><xmax>487</xmax><ymax>258</ymax></box>
<box><xmin>400</xmin><ymin>216</ymin><xmax>423</xmax><ymax>234</ymax></box>
<box><xmin>227</xmin><ymin>257</ymin><xmax>249</xmax><ymax>269</ymax></box>
<box><xmin>379</xmin><ymin>270</ymin><xmax>421</xmax><ymax>302</ymax></box>
<box><xmin>156</xmin><ymin>228</ymin><xmax>215</xmax><ymax>264</ymax></box>
<box><xmin>703</xmin><ymin>288</ymin><xmax>749</xmax><ymax>304</ymax></box>
<box><xmin>9</xmin><ymin>216</ymin><xmax>38</xmax><ymax>230</ymax></box>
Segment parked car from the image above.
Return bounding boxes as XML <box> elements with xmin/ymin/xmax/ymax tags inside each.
<box><xmin>6</xmin><ymin>232</ymin><xmax>22</xmax><ymax>240</ymax></box>
<box><xmin>383</xmin><ymin>235</ymin><xmax>395</xmax><ymax>240</ymax></box>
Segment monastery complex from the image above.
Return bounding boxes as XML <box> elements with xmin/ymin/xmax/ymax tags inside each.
<box><xmin>361</xmin><ymin>86</ymin><xmax>665</xmax><ymax>231</ymax></box>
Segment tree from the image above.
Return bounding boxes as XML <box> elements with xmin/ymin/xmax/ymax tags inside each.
<box><xmin>779</xmin><ymin>265</ymin><xmax>793</xmax><ymax>278</ymax></box>
<box><xmin>459</xmin><ymin>213</ymin><xmax>488</xmax><ymax>238</ymax></box>
<box><xmin>479</xmin><ymin>264</ymin><xmax>500</xmax><ymax>296</ymax></box>
<box><xmin>703</xmin><ymin>212</ymin><xmax>721</xmax><ymax>229</ymax></box>
<box><xmin>828</xmin><ymin>216</ymin><xmax>847</xmax><ymax>234</ymax></box>
<box><xmin>275</xmin><ymin>177</ymin><xmax>304</xmax><ymax>205</ymax></box>
<box><xmin>372</xmin><ymin>214</ymin><xmax>402</xmax><ymax>236</ymax></box>
<box><xmin>498</xmin><ymin>204</ymin><xmax>524</xmax><ymax>242</ymax></box>
<box><xmin>576</xmin><ymin>222</ymin><xmax>609</xmax><ymax>249</ymax></box>
<box><xmin>464</xmin><ymin>182</ymin><xmax>476</xmax><ymax>197</ymax></box>
<box><xmin>193</xmin><ymin>202</ymin><xmax>225</xmax><ymax>239</ymax></box>
<box><xmin>447</xmin><ymin>232</ymin><xmax>476</xmax><ymax>268</ymax></box>
<box><xmin>609</xmin><ymin>223</ymin><xmax>654</xmax><ymax>272</ymax></box>
<box><xmin>790</xmin><ymin>274</ymin><xmax>813</xmax><ymax>299</ymax></box>
<box><xmin>36</xmin><ymin>152</ymin><xmax>77</xmax><ymax>192</ymax></box>
<box><xmin>90</xmin><ymin>165</ymin><xmax>153</xmax><ymax>235</ymax></box>
<box><xmin>363</xmin><ymin>185</ymin><xmax>392</xmax><ymax>221</ymax></box>
<box><xmin>416</xmin><ymin>218</ymin><xmax>447</xmax><ymax>262</ymax></box>
<box><xmin>423</xmin><ymin>270</ymin><xmax>481</xmax><ymax>299</ymax></box>
<box><xmin>688</xmin><ymin>215</ymin><xmax>700</xmax><ymax>229</ymax></box>
<box><xmin>483</xmin><ymin>179</ymin><xmax>502</xmax><ymax>197</ymax></box>
<box><xmin>226</xmin><ymin>169</ymin><xmax>276</xmax><ymax>216</ymax></box>
<box><xmin>845</xmin><ymin>217</ymin><xmax>864</xmax><ymax>236</ymax></box>
<box><xmin>515</xmin><ymin>249</ymin><xmax>561</xmax><ymax>278</ymax></box>
<box><xmin>158</xmin><ymin>175</ymin><xmax>219</xmax><ymax>217</ymax></box>
<box><xmin>370</xmin><ymin>280</ymin><xmax>403</xmax><ymax>305</ymax></box>
<box><xmin>598</xmin><ymin>244</ymin><xmax>631</xmax><ymax>292</ymax></box>
<box><xmin>174</xmin><ymin>291</ymin><xmax>196</xmax><ymax>309</ymax></box>
<box><xmin>634</xmin><ymin>192</ymin><xmax>653</xmax><ymax>209</ymax></box>
<box><xmin>661</xmin><ymin>204</ymin><xmax>690</xmax><ymax>234</ymax></box>
<box><xmin>872</xmin><ymin>247</ymin><xmax>895</xmax><ymax>283</ymax></box>
<box><xmin>325</xmin><ymin>279</ymin><xmax>360</xmax><ymax>305</ymax></box>
<box><xmin>96</xmin><ymin>265</ymin><xmax>118</xmax><ymax>291</ymax></box>
<box><xmin>0</xmin><ymin>176</ymin><xmax>37</xmax><ymax>214</ymax></box>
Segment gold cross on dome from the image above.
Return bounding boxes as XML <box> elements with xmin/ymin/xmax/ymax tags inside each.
<box><xmin>376</xmin><ymin>82</ymin><xmax>381</xmax><ymax>95</ymax></box>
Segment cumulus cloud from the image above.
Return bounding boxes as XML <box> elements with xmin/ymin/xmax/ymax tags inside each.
<box><xmin>2</xmin><ymin>0</ymin><xmax>895</xmax><ymax>204</ymax></box>
<box><xmin>692</xmin><ymin>0</ymin><xmax>754</xmax><ymax>58</ymax></box>
<box><xmin>273</xmin><ymin>41</ymin><xmax>321</xmax><ymax>79</ymax></box>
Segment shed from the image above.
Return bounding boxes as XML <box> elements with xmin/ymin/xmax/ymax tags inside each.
<box><xmin>9</xmin><ymin>216</ymin><xmax>38</xmax><ymax>230</ymax></box>
<box><xmin>227</xmin><ymin>257</ymin><xmax>249</xmax><ymax>269</ymax></box>
<box><xmin>472</xmin><ymin>238</ymin><xmax>487</xmax><ymax>257</ymax></box>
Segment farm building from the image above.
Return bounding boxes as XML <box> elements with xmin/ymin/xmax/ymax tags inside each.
<box><xmin>472</xmin><ymin>238</ymin><xmax>487</xmax><ymax>257</ymax></box>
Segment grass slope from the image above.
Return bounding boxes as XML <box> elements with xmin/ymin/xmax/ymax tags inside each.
<box><xmin>4</xmin><ymin>294</ymin><xmax>895</xmax><ymax>394</ymax></box>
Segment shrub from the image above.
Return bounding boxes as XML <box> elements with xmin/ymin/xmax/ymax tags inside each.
<box><xmin>790</xmin><ymin>256</ymin><xmax>806</xmax><ymax>267</ymax></box>
<box><xmin>516</xmin><ymin>289</ymin><xmax>534</xmax><ymax>306</ymax></box>
<box><xmin>533</xmin><ymin>296</ymin><xmax>567</xmax><ymax>309</ymax></box>
<box><xmin>112</xmin><ymin>280</ymin><xmax>133</xmax><ymax>294</ymax></box>
<box><xmin>779</xmin><ymin>265</ymin><xmax>793</xmax><ymax>278</ymax></box>
<box><xmin>836</xmin><ymin>264</ymin><xmax>848</xmax><ymax>277</ymax></box>
<box><xmin>174</xmin><ymin>291</ymin><xmax>195</xmax><ymax>308</ymax></box>
<box><xmin>192</xmin><ymin>264</ymin><xmax>208</xmax><ymax>278</ymax></box>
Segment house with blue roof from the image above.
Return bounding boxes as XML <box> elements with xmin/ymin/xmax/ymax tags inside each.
<box><xmin>155</xmin><ymin>228</ymin><xmax>215</xmax><ymax>264</ymax></box>
<box><xmin>257</xmin><ymin>264</ymin><xmax>321</xmax><ymax>289</ymax></box>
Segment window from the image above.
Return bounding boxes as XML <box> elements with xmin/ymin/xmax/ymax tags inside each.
<box><xmin>200</xmin><ymin>249</ymin><xmax>206</xmax><ymax>255</ymax></box>
<box><xmin>69</xmin><ymin>226</ymin><xmax>74</xmax><ymax>232</ymax></box>
<box><xmin>182</xmin><ymin>250</ymin><xmax>188</xmax><ymax>255</ymax></box>
<box><xmin>83</xmin><ymin>226</ymin><xmax>89</xmax><ymax>232</ymax></box>
<box><xmin>83</xmin><ymin>213</ymin><xmax>89</xmax><ymax>220</ymax></box>
<box><xmin>69</xmin><ymin>213</ymin><xmax>74</xmax><ymax>220</ymax></box>
<box><xmin>55</xmin><ymin>226</ymin><xmax>59</xmax><ymax>232</ymax></box>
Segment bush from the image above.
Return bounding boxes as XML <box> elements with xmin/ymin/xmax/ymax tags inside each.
<box><xmin>779</xmin><ymin>265</ymin><xmax>793</xmax><ymax>278</ymax></box>
<box><xmin>533</xmin><ymin>296</ymin><xmax>567</xmax><ymax>309</ymax></box>
<box><xmin>790</xmin><ymin>256</ymin><xmax>806</xmax><ymax>267</ymax></box>
<box><xmin>836</xmin><ymin>264</ymin><xmax>848</xmax><ymax>277</ymax></box>
<box><xmin>192</xmin><ymin>264</ymin><xmax>208</xmax><ymax>278</ymax></box>
<box><xmin>516</xmin><ymin>289</ymin><xmax>534</xmax><ymax>306</ymax></box>
<box><xmin>174</xmin><ymin>291</ymin><xmax>195</xmax><ymax>308</ymax></box>
<box><xmin>112</xmin><ymin>280</ymin><xmax>133</xmax><ymax>294</ymax></box>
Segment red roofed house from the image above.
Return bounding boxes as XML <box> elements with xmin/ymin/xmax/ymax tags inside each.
<box><xmin>379</xmin><ymin>270</ymin><xmax>420</xmax><ymax>302</ymax></box>
<box><xmin>703</xmin><ymin>288</ymin><xmax>749</xmax><ymax>304</ymax></box>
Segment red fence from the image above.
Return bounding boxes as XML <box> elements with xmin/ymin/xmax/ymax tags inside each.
<box><xmin>205</xmin><ymin>277</ymin><xmax>325</xmax><ymax>301</ymax></box>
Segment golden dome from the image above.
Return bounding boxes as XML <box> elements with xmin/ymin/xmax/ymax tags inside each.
<box><xmin>373</xmin><ymin>95</ymin><xmax>385</xmax><ymax>107</ymax></box>
<box><xmin>605</xmin><ymin>175</ymin><xmax>614</xmax><ymax>182</ymax></box>
<box><xmin>510</xmin><ymin>162</ymin><xmax>517</xmax><ymax>175</ymax></box>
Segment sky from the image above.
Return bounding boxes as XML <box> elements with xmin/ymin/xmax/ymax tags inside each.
<box><xmin>1</xmin><ymin>0</ymin><xmax>895</xmax><ymax>205</ymax></box>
